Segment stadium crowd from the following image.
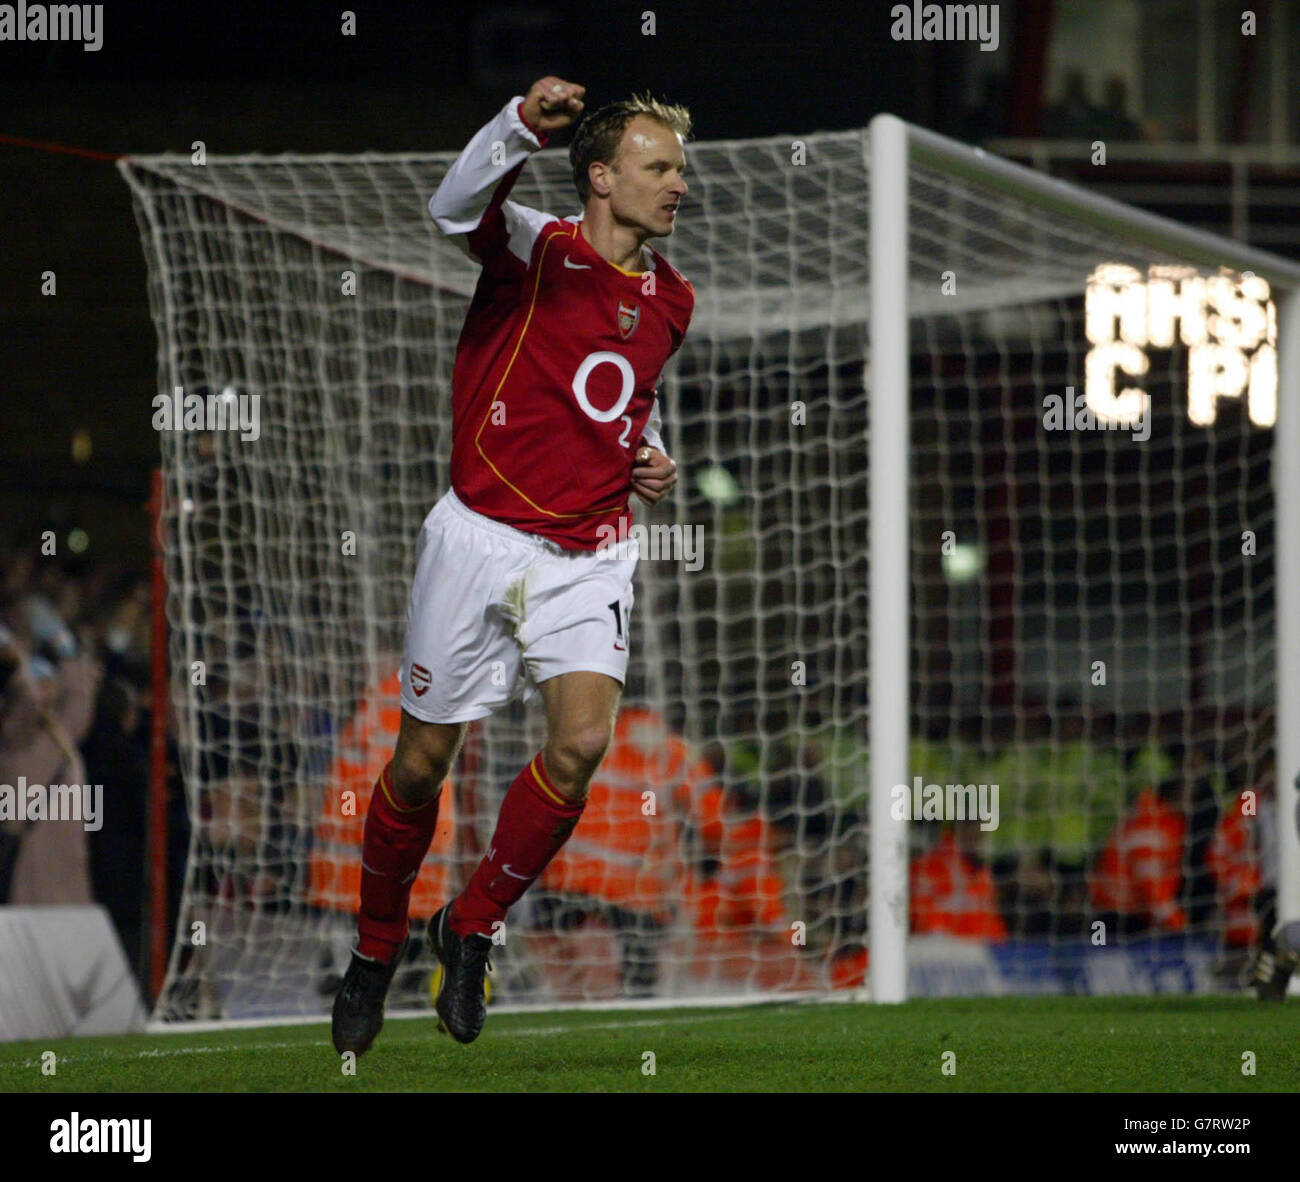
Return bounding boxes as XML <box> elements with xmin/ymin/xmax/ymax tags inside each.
<box><xmin>0</xmin><ymin>545</ymin><xmax>1282</xmax><ymax>998</ymax></box>
<box><xmin>0</xmin><ymin>543</ymin><xmax>160</xmax><ymax>982</ymax></box>
<box><xmin>901</xmin><ymin>734</ymin><xmax>1280</xmax><ymax>955</ymax></box>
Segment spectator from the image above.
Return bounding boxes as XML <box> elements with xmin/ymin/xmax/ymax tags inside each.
<box><xmin>0</xmin><ymin>545</ymin><xmax>157</xmax><ymax>978</ymax></box>
<box><xmin>538</xmin><ymin>704</ymin><xmax>724</xmax><ymax>996</ymax></box>
<box><xmin>97</xmin><ymin>575</ymin><xmax>152</xmax><ymax>686</ymax></box>
<box><xmin>1089</xmin><ymin>780</ymin><xmax>1187</xmax><ymax>936</ymax></box>
<box><xmin>0</xmin><ymin>624</ymin><xmax>24</xmax><ymax>896</ymax></box>
<box><xmin>1</xmin><ymin>634</ymin><xmax>102</xmax><ymax>904</ymax></box>
<box><xmin>1097</xmin><ymin>75</ymin><xmax>1143</xmax><ymax>142</ymax></box>
<box><xmin>83</xmin><ymin>677</ymin><xmax>150</xmax><ymax>972</ymax></box>
<box><xmin>1206</xmin><ymin>784</ymin><xmax>1262</xmax><ymax>948</ymax></box>
<box><xmin>988</xmin><ymin>721</ymin><xmax>1128</xmax><ymax>939</ymax></box>
<box><xmin>961</xmin><ymin>72</ymin><xmax>1007</xmax><ymax>143</ymax></box>
<box><xmin>1043</xmin><ymin>70</ymin><xmax>1102</xmax><ymax>139</ymax></box>
<box><xmin>997</xmin><ymin>847</ymin><xmax>1055</xmax><ymax>938</ymax></box>
<box><xmin>910</xmin><ymin>821</ymin><xmax>1008</xmax><ymax>941</ymax></box>
<box><xmin>1174</xmin><ymin>743</ymin><xmax>1222</xmax><ymax>932</ymax></box>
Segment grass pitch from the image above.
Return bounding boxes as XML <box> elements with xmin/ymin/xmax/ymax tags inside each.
<box><xmin>3</xmin><ymin>996</ymin><xmax>1298</xmax><ymax>1092</ymax></box>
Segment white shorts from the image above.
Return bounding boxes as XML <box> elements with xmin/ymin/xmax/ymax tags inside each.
<box><xmin>399</xmin><ymin>490</ymin><xmax>638</xmax><ymax>724</ymax></box>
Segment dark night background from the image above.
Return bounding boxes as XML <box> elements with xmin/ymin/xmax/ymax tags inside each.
<box><xmin>0</xmin><ymin>0</ymin><xmax>1026</xmax><ymax>563</ymax></box>
<box><xmin>2</xmin><ymin>0</ymin><xmax>1296</xmax><ymax>563</ymax></box>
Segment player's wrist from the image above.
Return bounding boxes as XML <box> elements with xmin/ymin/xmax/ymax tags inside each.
<box><xmin>515</xmin><ymin>99</ymin><xmax>549</xmax><ymax>146</ymax></box>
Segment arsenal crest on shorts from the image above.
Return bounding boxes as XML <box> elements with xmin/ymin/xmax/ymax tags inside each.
<box><xmin>617</xmin><ymin>300</ymin><xmax>640</xmax><ymax>340</ymax></box>
<box><xmin>410</xmin><ymin>662</ymin><xmax>431</xmax><ymax>697</ymax></box>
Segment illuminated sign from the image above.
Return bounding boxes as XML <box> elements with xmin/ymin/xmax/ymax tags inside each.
<box><xmin>1084</xmin><ymin>264</ymin><xmax>1277</xmax><ymax>429</ymax></box>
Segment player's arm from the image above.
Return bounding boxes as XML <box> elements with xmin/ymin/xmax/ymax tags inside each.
<box><xmin>633</xmin><ymin>277</ymin><xmax>694</xmax><ymax>505</ymax></box>
<box><xmin>429</xmin><ymin>77</ymin><xmax>585</xmax><ymax>262</ymax></box>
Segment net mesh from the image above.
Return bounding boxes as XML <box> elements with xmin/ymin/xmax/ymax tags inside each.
<box><xmin>121</xmin><ymin>123</ymin><xmax>1279</xmax><ymax>1019</ymax></box>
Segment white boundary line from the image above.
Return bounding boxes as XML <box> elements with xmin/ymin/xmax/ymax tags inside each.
<box><xmin>143</xmin><ymin>988</ymin><xmax>858</xmax><ymax>1036</ymax></box>
<box><xmin>18</xmin><ymin>1004</ymin><xmax>837</xmax><ymax>1068</ymax></box>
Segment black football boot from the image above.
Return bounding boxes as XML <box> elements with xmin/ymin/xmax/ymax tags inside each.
<box><xmin>331</xmin><ymin>950</ymin><xmax>399</xmax><ymax>1054</ymax></box>
<box><xmin>427</xmin><ymin>901</ymin><xmax>493</xmax><ymax>1044</ymax></box>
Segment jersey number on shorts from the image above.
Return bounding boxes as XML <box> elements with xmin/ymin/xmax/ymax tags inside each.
<box><xmin>608</xmin><ymin>599</ymin><xmax>627</xmax><ymax>652</ymax></box>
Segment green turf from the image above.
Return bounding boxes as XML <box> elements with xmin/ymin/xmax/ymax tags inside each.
<box><xmin>2</xmin><ymin>997</ymin><xmax>1298</xmax><ymax>1092</ymax></box>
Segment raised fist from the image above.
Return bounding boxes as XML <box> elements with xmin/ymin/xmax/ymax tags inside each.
<box><xmin>521</xmin><ymin>77</ymin><xmax>586</xmax><ymax>133</ymax></box>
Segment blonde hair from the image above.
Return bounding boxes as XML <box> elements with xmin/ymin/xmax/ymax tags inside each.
<box><xmin>569</xmin><ymin>92</ymin><xmax>692</xmax><ymax>203</ymax></box>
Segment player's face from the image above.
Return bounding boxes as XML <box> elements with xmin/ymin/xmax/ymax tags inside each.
<box><xmin>610</xmin><ymin>116</ymin><xmax>688</xmax><ymax>239</ymax></box>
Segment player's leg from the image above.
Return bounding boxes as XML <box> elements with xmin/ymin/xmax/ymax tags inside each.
<box><xmin>431</xmin><ymin>670</ymin><xmax>620</xmax><ymax>1043</ymax></box>
<box><xmin>334</xmin><ymin>491</ymin><xmax>527</xmax><ymax>1054</ymax></box>
<box><xmin>356</xmin><ymin>712</ymin><xmax>465</xmax><ymax>956</ymax></box>
<box><xmin>429</xmin><ymin>522</ymin><xmax>635</xmax><ymax>1043</ymax></box>
<box><xmin>332</xmin><ymin>713</ymin><xmax>464</xmax><ymax>1054</ymax></box>
<box><xmin>1252</xmin><ymin>890</ymin><xmax>1300</xmax><ymax>1001</ymax></box>
<box><xmin>535</xmin><ymin>669</ymin><xmax>622</xmax><ymax>800</ymax></box>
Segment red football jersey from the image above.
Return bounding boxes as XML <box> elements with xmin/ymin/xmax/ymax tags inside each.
<box><xmin>430</xmin><ymin>98</ymin><xmax>694</xmax><ymax>550</ymax></box>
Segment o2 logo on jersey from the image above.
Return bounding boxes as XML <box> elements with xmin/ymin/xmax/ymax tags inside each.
<box><xmin>572</xmin><ymin>350</ymin><xmax>638</xmax><ymax>448</ymax></box>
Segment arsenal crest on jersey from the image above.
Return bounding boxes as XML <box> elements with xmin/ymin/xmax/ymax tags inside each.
<box><xmin>617</xmin><ymin>300</ymin><xmax>640</xmax><ymax>340</ymax></box>
<box><xmin>410</xmin><ymin>662</ymin><xmax>431</xmax><ymax>697</ymax></box>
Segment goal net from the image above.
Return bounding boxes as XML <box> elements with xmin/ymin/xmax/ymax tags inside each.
<box><xmin>119</xmin><ymin>115</ymin><xmax>1300</xmax><ymax>1022</ymax></box>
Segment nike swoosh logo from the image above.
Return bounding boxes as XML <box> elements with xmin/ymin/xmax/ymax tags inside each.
<box><xmin>563</xmin><ymin>257</ymin><xmax>592</xmax><ymax>270</ymax></box>
<box><xmin>500</xmin><ymin>864</ymin><xmax>535</xmax><ymax>880</ymax></box>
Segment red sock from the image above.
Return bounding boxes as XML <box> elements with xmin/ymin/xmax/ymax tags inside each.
<box><xmin>453</xmin><ymin>753</ymin><xmax>584</xmax><ymax>938</ymax></box>
<box><xmin>356</xmin><ymin>762</ymin><xmax>441</xmax><ymax>962</ymax></box>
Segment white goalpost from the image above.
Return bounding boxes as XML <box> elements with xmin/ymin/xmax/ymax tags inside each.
<box><xmin>119</xmin><ymin>110</ymin><xmax>1300</xmax><ymax>1024</ymax></box>
<box><xmin>868</xmin><ymin>115</ymin><xmax>911</xmax><ymax>1005</ymax></box>
<box><xmin>1274</xmin><ymin>292</ymin><xmax>1300</xmax><ymax>944</ymax></box>
<box><xmin>868</xmin><ymin>115</ymin><xmax>1300</xmax><ymax>1001</ymax></box>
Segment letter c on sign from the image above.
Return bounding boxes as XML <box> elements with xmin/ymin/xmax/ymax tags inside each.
<box><xmin>573</xmin><ymin>351</ymin><xmax>635</xmax><ymax>422</ymax></box>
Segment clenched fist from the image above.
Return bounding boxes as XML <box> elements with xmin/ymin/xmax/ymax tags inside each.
<box><xmin>632</xmin><ymin>446</ymin><xmax>677</xmax><ymax>505</ymax></box>
<box><xmin>521</xmin><ymin>77</ymin><xmax>586</xmax><ymax>133</ymax></box>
